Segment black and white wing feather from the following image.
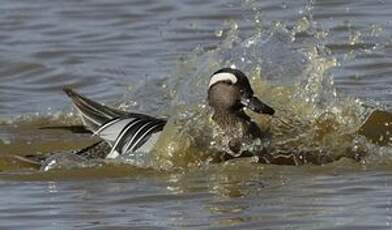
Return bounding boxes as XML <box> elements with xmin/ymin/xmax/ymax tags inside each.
<box><xmin>64</xmin><ymin>88</ymin><xmax>126</xmax><ymax>131</ymax></box>
<box><xmin>64</xmin><ymin>88</ymin><xmax>166</xmax><ymax>159</ymax></box>
<box><xmin>95</xmin><ymin>116</ymin><xmax>166</xmax><ymax>158</ymax></box>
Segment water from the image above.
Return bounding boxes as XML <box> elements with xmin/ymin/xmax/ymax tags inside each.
<box><xmin>1</xmin><ymin>0</ymin><xmax>392</xmax><ymax>229</ymax></box>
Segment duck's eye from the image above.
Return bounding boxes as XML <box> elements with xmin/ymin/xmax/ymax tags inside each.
<box><xmin>224</xmin><ymin>80</ymin><xmax>235</xmax><ymax>85</ymax></box>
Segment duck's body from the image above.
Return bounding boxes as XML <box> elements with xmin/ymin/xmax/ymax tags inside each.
<box><xmin>64</xmin><ymin>68</ymin><xmax>277</xmax><ymax>163</ymax></box>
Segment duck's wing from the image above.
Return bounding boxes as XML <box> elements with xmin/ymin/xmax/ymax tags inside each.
<box><xmin>95</xmin><ymin>115</ymin><xmax>166</xmax><ymax>158</ymax></box>
<box><xmin>63</xmin><ymin>88</ymin><xmax>127</xmax><ymax>131</ymax></box>
<box><xmin>64</xmin><ymin>88</ymin><xmax>167</xmax><ymax>158</ymax></box>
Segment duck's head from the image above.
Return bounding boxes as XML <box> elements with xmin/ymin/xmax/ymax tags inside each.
<box><xmin>208</xmin><ymin>68</ymin><xmax>275</xmax><ymax>117</ymax></box>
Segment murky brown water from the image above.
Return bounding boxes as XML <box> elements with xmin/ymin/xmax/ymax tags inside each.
<box><xmin>1</xmin><ymin>0</ymin><xmax>392</xmax><ymax>229</ymax></box>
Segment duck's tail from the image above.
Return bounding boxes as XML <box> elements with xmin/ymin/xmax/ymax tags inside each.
<box><xmin>63</xmin><ymin>88</ymin><xmax>125</xmax><ymax>131</ymax></box>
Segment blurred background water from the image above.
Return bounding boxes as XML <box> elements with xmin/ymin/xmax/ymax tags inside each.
<box><xmin>1</xmin><ymin>0</ymin><xmax>392</xmax><ymax>229</ymax></box>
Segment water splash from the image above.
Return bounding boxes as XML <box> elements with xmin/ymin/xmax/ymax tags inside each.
<box><xmin>149</xmin><ymin>14</ymin><xmax>392</xmax><ymax>169</ymax></box>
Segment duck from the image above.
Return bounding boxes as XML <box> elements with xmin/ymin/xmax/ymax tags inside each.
<box><xmin>63</xmin><ymin>67</ymin><xmax>277</xmax><ymax>162</ymax></box>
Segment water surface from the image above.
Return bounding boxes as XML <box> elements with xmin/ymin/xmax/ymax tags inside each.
<box><xmin>1</xmin><ymin>0</ymin><xmax>392</xmax><ymax>229</ymax></box>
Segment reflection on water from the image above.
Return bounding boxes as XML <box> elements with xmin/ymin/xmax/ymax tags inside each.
<box><xmin>1</xmin><ymin>0</ymin><xmax>392</xmax><ymax>229</ymax></box>
<box><xmin>2</xmin><ymin>163</ymin><xmax>392</xmax><ymax>229</ymax></box>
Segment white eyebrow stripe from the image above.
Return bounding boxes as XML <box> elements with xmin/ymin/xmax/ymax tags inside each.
<box><xmin>208</xmin><ymin>72</ymin><xmax>237</xmax><ymax>88</ymax></box>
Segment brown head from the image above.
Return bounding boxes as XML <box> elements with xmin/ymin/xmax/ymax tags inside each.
<box><xmin>208</xmin><ymin>68</ymin><xmax>275</xmax><ymax>122</ymax></box>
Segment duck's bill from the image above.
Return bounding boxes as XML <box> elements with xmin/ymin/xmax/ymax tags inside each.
<box><xmin>241</xmin><ymin>96</ymin><xmax>275</xmax><ymax>115</ymax></box>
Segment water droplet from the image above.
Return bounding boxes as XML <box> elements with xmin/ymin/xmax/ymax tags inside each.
<box><xmin>215</xmin><ymin>29</ymin><xmax>223</xmax><ymax>37</ymax></box>
<box><xmin>370</xmin><ymin>24</ymin><xmax>383</xmax><ymax>37</ymax></box>
<box><xmin>349</xmin><ymin>31</ymin><xmax>361</xmax><ymax>46</ymax></box>
<box><xmin>294</xmin><ymin>17</ymin><xmax>310</xmax><ymax>33</ymax></box>
<box><xmin>1</xmin><ymin>139</ymin><xmax>11</xmax><ymax>145</ymax></box>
